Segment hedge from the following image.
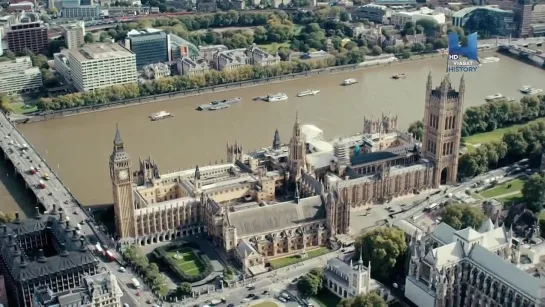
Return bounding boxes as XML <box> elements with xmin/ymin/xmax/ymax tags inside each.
<box><xmin>152</xmin><ymin>241</ymin><xmax>213</xmax><ymax>283</ymax></box>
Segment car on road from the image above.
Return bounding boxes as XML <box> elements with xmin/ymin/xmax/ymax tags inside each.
<box><xmin>227</xmin><ymin>304</ymin><xmax>235</xmax><ymax>307</ymax></box>
<box><xmin>247</xmin><ymin>293</ymin><xmax>255</xmax><ymax>298</ymax></box>
<box><xmin>262</xmin><ymin>290</ymin><xmax>269</xmax><ymax>295</ymax></box>
<box><xmin>278</xmin><ymin>297</ymin><xmax>287</xmax><ymax>303</ymax></box>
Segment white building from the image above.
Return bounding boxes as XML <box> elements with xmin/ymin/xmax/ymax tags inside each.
<box><xmin>142</xmin><ymin>63</ymin><xmax>171</xmax><ymax>79</ymax></box>
<box><xmin>0</xmin><ymin>56</ymin><xmax>42</xmax><ymax>94</ymax></box>
<box><xmin>391</xmin><ymin>7</ymin><xmax>446</xmax><ymax>28</ymax></box>
<box><xmin>323</xmin><ymin>256</ymin><xmax>393</xmax><ymax>302</ymax></box>
<box><xmin>213</xmin><ymin>46</ymin><xmax>280</xmax><ymax>71</ymax></box>
<box><xmin>68</xmin><ymin>43</ymin><xmax>137</xmax><ymax>92</ymax></box>
<box><xmin>246</xmin><ymin>45</ymin><xmax>280</xmax><ymax>67</ymax></box>
<box><xmin>62</xmin><ymin>21</ymin><xmax>85</xmax><ymax>50</ymax></box>
<box><xmin>54</xmin><ymin>49</ymin><xmax>72</xmax><ymax>83</ymax></box>
<box><xmin>405</xmin><ymin>219</ymin><xmax>545</xmax><ymax>307</ymax></box>
<box><xmin>177</xmin><ymin>56</ymin><xmax>209</xmax><ymax>76</ymax></box>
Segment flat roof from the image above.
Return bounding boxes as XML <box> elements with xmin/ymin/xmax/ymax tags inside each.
<box><xmin>69</xmin><ymin>43</ymin><xmax>134</xmax><ymax>62</ymax></box>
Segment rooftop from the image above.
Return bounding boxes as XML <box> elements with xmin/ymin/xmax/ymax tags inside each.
<box><xmin>69</xmin><ymin>43</ymin><xmax>134</xmax><ymax>62</ymax></box>
<box><xmin>452</xmin><ymin>6</ymin><xmax>512</xmax><ymax>18</ymax></box>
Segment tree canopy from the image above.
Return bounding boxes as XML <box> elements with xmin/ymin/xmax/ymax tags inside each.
<box><xmin>442</xmin><ymin>204</ymin><xmax>485</xmax><ymax>230</ymax></box>
<box><xmin>408</xmin><ymin>120</ymin><xmax>424</xmax><ymax>140</ymax></box>
<box><xmin>522</xmin><ymin>173</ymin><xmax>545</xmax><ymax>213</ymax></box>
<box><xmin>297</xmin><ymin>268</ymin><xmax>324</xmax><ymax>298</ymax></box>
<box><xmin>354</xmin><ymin>227</ymin><xmax>406</xmax><ymax>281</ymax></box>
<box><xmin>337</xmin><ymin>292</ymin><xmax>387</xmax><ymax>307</ymax></box>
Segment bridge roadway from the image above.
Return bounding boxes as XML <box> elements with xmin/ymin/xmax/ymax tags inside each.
<box><xmin>0</xmin><ymin>113</ymin><xmax>154</xmax><ymax>306</ymax></box>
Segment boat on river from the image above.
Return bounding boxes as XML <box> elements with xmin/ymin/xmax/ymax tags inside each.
<box><xmin>520</xmin><ymin>85</ymin><xmax>543</xmax><ymax>95</ymax></box>
<box><xmin>297</xmin><ymin>90</ymin><xmax>320</xmax><ymax>97</ymax></box>
<box><xmin>392</xmin><ymin>73</ymin><xmax>407</xmax><ymax>79</ymax></box>
<box><xmin>342</xmin><ymin>78</ymin><xmax>358</xmax><ymax>86</ymax></box>
<box><xmin>485</xmin><ymin>93</ymin><xmax>504</xmax><ymax>101</ymax></box>
<box><xmin>198</xmin><ymin>97</ymin><xmax>241</xmax><ymax>111</ymax></box>
<box><xmin>150</xmin><ymin>111</ymin><xmax>173</xmax><ymax>121</ymax></box>
<box><xmin>265</xmin><ymin>93</ymin><xmax>288</xmax><ymax>102</ymax></box>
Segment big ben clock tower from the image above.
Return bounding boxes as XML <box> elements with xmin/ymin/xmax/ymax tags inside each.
<box><xmin>109</xmin><ymin>125</ymin><xmax>136</xmax><ymax>239</ymax></box>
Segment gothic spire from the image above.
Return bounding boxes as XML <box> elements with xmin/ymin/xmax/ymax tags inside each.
<box><xmin>273</xmin><ymin>129</ymin><xmax>281</xmax><ymax>150</ymax></box>
<box><xmin>194</xmin><ymin>165</ymin><xmax>201</xmax><ymax>180</ymax></box>
<box><xmin>427</xmin><ymin>71</ymin><xmax>433</xmax><ymax>88</ymax></box>
<box><xmin>295</xmin><ymin>182</ymin><xmax>300</xmax><ymax>204</ymax></box>
<box><xmin>113</xmin><ymin>124</ymin><xmax>123</xmax><ymax>147</ymax></box>
<box><xmin>358</xmin><ymin>246</ymin><xmax>364</xmax><ymax>265</ymax></box>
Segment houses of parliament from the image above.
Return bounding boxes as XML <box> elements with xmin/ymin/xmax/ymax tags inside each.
<box><xmin>110</xmin><ymin>73</ymin><xmax>464</xmax><ymax>271</ymax></box>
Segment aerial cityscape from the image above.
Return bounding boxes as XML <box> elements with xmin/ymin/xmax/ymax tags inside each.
<box><xmin>1</xmin><ymin>0</ymin><xmax>545</xmax><ymax>307</ymax></box>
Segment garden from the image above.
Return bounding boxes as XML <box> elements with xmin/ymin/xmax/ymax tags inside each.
<box><xmin>269</xmin><ymin>247</ymin><xmax>328</xmax><ymax>269</ymax></box>
<box><xmin>152</xmin><ymin>241</ymin><xmax>213</xmax><ymax>283</ymax></box>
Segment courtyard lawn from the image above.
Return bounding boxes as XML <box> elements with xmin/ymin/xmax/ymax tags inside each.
<box><xmin>269</xmin><ymin>247</ymin><xmax>329</xmax><ymax>270</ymax></box>
<box><xmin>478</xmin><ymin>179</ymin><xmax>524</xmax><ymax>199</ymax></box>
<box><xmin>250</xmin><ymin>302</ymin><xmax>280</xmax><ymax>307</ymax></box>
<box><xmin>166</xmin><ymin>247</ymin><xmax>205</xmax><ymax>276</ymax></box>
<box><xmin>10</xmin><ymin>102</ymin><xmax>37</xmax><ymax>114</ymax></box>
<box><xmin>312</xmin><ymin>290</ymin><xmax>341</xmax><ymax>307</ymax></box>
<box><xmin>495</xmin><ymin>193</ymin><xmax>523</xmax><ymax>206</ymax></box>
<box><xmin>257</xmin><ymin>42</ymin><xmax>290</xmax><ymax>53</ymax></box>
<box><xmin>463</xmin><ymin>118</ymin><xmax>545</xmax><ymax>146</ymax></box>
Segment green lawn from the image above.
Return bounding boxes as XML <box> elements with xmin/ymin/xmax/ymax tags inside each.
<box><xmin>250</xmin><ymin>302</ymin><xmax>279</xmax><ymax>307</ymax></box>
<box><xmin>495</xmin><ymin>193</ymin><xmax>523</xmax><ymax>206</ymax></box>
<box><xmin>479</xmin><ymin>179</ymin><xmax>525</xmax><ymax>198</ymax></box>
<box><xmin>269</xmin><ymin>247</ymin><xmax>329</xmax><ymax>269</ymax></box>
<box><xmin>166</xmin><ymin>247</ymin><xmax>205</xmax><ymax>276</ymax></box>
<box><xmin>312</xmin><ymin>289</ymin><xmax>341</xmax><ymax>307</ymax></box>
<box><xmin>10</xmin><ymin>102</ymin><xmax>37</xmax><ymax>114</ymax></box>
<box><xmin>257</xmin><ymin>42</ymin><xmax>290</xmax><ymax>53</ymax></box>
<box><xmin>463</xmin><ymin>118</ymin><xmax>545</xmax><ymax>146</ymax></box>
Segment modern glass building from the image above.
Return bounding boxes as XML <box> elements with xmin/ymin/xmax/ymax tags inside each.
<box><xmin>452</xmin><ymin>6</ymin><xmax>516</xmax><ymax>37</ymax></box>
<box><xmin>125</xmin><ymin>29</ymin><xmax>169</xmax><ymax>69</ymax></box>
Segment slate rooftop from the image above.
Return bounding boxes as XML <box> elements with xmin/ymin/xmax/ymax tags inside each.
<box><xmin>0</xmin><ymin>207</ymin><xmax>98</xmax><ymax>283</ymax></box>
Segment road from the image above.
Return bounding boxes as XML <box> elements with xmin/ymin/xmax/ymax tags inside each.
<box><xmin>0</xmin><ymin>112</ymin><xmax>153</xmax><ymax>306</ymax></box>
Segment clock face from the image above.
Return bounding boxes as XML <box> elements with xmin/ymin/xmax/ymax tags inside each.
<box><xmin>118</xmin><ymin>170</ymin><xmax>129</xmax><ymax>180</ymax></box>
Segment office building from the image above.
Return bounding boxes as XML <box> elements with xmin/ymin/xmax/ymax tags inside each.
<box><xmin>62</xmin><ymin>21</ymin><xmax>85</xmax><ymax>49</ymax></box>
<box><xmin>61</xmin><ymin>5</ymin><xmax>100</xmax><ymax>19</ymax></box>
<box><xmin>351</xmin><ymin>4</ymin><xmax>392</xmax><ymax>23</ymax></box>
<box><xmin>125</xmin><ymin>29</ymin><xmax>169</xmax><ymax>68</ymax></box>
<box><xmin>391</xmin><ymin>7</ymin><xmax>446</xmax><ymax>28</ymax></box>
<box><xmin>0</xmin><ymin>56</ymin><xmax>42</xmax><ymax>94</ymax></box>
<box><xmin>199</xmin><ymin>44</ymin><xmax>228</xmax><ymax>62</ymax></box>
<box><xmin>169</xmin><ymin>33</ymin><xmax>199</xmax><ymax>60</ymax></box>
<box><xmin>8</xmin><ymin>1</ymin><xmax>34</xmax><ymax>12</ymax></box>
<box><xmin>452</xmin><ymin>6</ymin><xmax>515</xmax><ymax>37</ymax></box>
<box><xmin>405</xmin><ymin>218</ymin><xmax>544</xmax><ymax>307</ymax></box>
<box><xmin>6</xmin><ymin>22</ymin><xmax>48</xmax><ymax>55</ymax></box>
<box><xmin>54</xmin><ymin>49</ymin><xmax>72</xmax><ymax>83</ymax></box>
<box><xmin>34</xmin><ymin>271</ymin><xmax>123</xmax><ymax>307</ymax></box>
<box><xmin>0</xmin><ymin>209</ymin><xmax>99</xmax><ymax>306</ymax></box>
<box><xmin>68</xmin><ymin>43</ymin><xmax>137</xmax><ymax>91</ymax></box>
<box><xmin>196</xmin><ymin>0</ymin><xmax>216</xmax><ymax>12</ymax></box>
<box><xmin>323</xmin><ymin>256</ymin><xmax>393</xmax><ymax>302</ymax></box>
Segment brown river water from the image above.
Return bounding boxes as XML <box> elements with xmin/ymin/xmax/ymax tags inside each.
<box><xmin>4</xmin><ymin>53</ymin><xmax>545</xmax><ymax>214</ymax></box>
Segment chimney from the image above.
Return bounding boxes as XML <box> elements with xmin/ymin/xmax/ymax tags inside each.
<box><xmin>19</xmin><ymin>255</ymin><xmax>27</xmax><ymax>267</ymax></box>
<box><xmin>72</xmin><ymin>229</ymin><xmax>79</xmax><ymax>240</ymax></box>
<box><xmin>14</xmin><ymin>212</ymin><xmax>20</xmax><ymax>224</ymax></box>
<box><xmin>12</xmin><ymin>244</ymin><xmax>20</xmax><ymax>256</ymax></box>
<box><xmin>51</xmin><ymin>204</ymin><xmax>57</xmax><ymax>213</ymax></box>
<box><xmin>38</xmin><ymin>249</ymin><xmax>46</xmax><ymax>262</ymax></box>
<box><xmin>79</xmin><ymin>237</ymin><xmax>86</xmax><ymax>251</ymax></box>
<box><xmin>59</xmin><ymin>212</ymin><xmax>64</xmax><ymax>221</ymax></box>
<box><xmin>65</xmin><ymin>220</ymin><xmax>71</xmax><ymax>231</ymax></box>
<box><xmin>59</xmin><ymin>243</ymin><xmax>69</xmax><ymax>256</ymax></box>
<box><xmin>2</xmin><ymin>225</ymin><xmax>6</xmax><ymax>236</ymax></box>
<box><xmin>34</xmin><ymin>207</ymin><xmax>41</xmax><ymax>219</ymax></box>
<box><xmin>7</xmin><ymin>234</ymin><xmax>13</xmax><ymax>246</ymax></box>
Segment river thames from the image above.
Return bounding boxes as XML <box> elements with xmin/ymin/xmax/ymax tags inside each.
<box><xmin>4</xmin><ymin>53</ymin><xmax>545</xmax><ymax>212</ymax></box>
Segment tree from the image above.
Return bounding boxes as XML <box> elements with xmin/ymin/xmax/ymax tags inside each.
<box><xmin>401</xmin><ymin>49</ymin><xmax>412</xmax><ymax>59</ymax></box>
<box><xmin>408</xmin><ymin>120</ymin><xmax>424</xmax><ymax>140</ymax></box>
<box><xmin>442</xmin><ymin>204</ymin><xmax>485</xmax><ymax>230</ymax></box>
<box><xmin>371</xmin><ymin>45</ymin><xmax>382</xmax><ymax>56</ymax></box>
<box><xmin>0</xmin><ymin>94</ymin><xmax>13</xmax><ymax>113</ymax></box>
<box><xmin>0</xmin><ymin>212</ymin><xmax>15</xmax><ymax>223</ymax></box>
<box><xmin>522</xmin><ymin>173</ymin><xmax>545</xmax><ymax>213</ymax></box>
<box><xmin>4</xmin><ymin>50</ymin><xmax>15</xmax><ymax>60</ymax></box>
<box><xmin>99</xmin><ymin>32</ymin><xmax>111</xmax><ymax>43</ymax></box>
<box><xmin>84</xmin><ymin>33</ymin><xmax>95</xmax><ymax>43</ymax></box>
<box><xmin>31</xmin><ymin>54</ymin><xmax>49</xmax><ymax>69</ymax></box>
<box><xmin>223</xmin><ymin>266</ymin><xmax>235</xmax><ymax>280</ymax></box>
<box><xmin>354</xmin><ymin>227</ymin><xmax>406</xmax><ymax>281</ymax></box>
<box><xmin>297</xmin><ymin>269</ymin><xmax>323</xmax><ymax>298</ymax></box>
<box><xmin>175</xmin><ymin>282</ymin><xmax>192</xmax><ymax>298</ymax></box>
<box><xmin>338</xmin><ymin>292</ymin><xmax>387</xmax><ymax>307</ymax></box>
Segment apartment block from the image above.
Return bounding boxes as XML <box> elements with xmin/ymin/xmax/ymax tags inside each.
<box><xmin>54</xmin><ymin>49</ymin><xmax>72</xmax><ymax>83</ymax></box>
<box><xmin>7</xmin><ymin>22</ymin><xmax>48</xmax><ymax>55</ymax></box>
<box><xmin>62</xmin><ymin>21</ymin><xmax>85</xmax><ymax>49</ymax></box>
<box><xmin>68</xmin><ymin>43</ymin><xmax>137</xmax><ymax>92</ymax></box>
<box><xmin>61</xmin><ymin>5</ymin><xmax>101</xmax><ymax>19</ymax></box>
<box><xmin>0</xmin><ymin>56</ymin><xmax>42</xmax><ymax>94</ymax></box>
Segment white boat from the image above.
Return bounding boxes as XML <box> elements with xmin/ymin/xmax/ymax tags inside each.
<box><xmin>521</xmin><ymin>86</ymin><xmax>543</xmax><ymax>95</ymax></box>
<box><xmin>343</xmin><ymin>78</ymin><xmax>358</xmax><ymax>86</ymax></box>
<box><xmin>297</xmin><ymin>90</ymin><xmax>320</xmax><ymax>97</ymax></box>
<box><xmin>480</xmin><ymin>57</ymin><xmax>500</xmax><ymax>64</ymax></box>
<box><xmin>209</xmin><ymin>104</ymin><xmax>230</xmax><ymax>111</ymax></box>
<box><xmin>485</xmin><ymin>93</ymin><xmax>504</xmax><ymax>101</ymax></box>
<box><xmin>150</xmin><ymin>111</ymin><xmax>173</xmax><ymax>121</ymax></box>
<box><xmin>520</xmin><ymin>85</ymin><xmax>532</xmax><ymax>93</ymax></box>
<box><xmin>198</xmin><ymin>97</ymin><xmax>241</xmax><ymax>111</ymax></box>
<box><xmin>265</xmin><ymin>93</ymin><xmax>288</xmax><ymax>102</ymax></box>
